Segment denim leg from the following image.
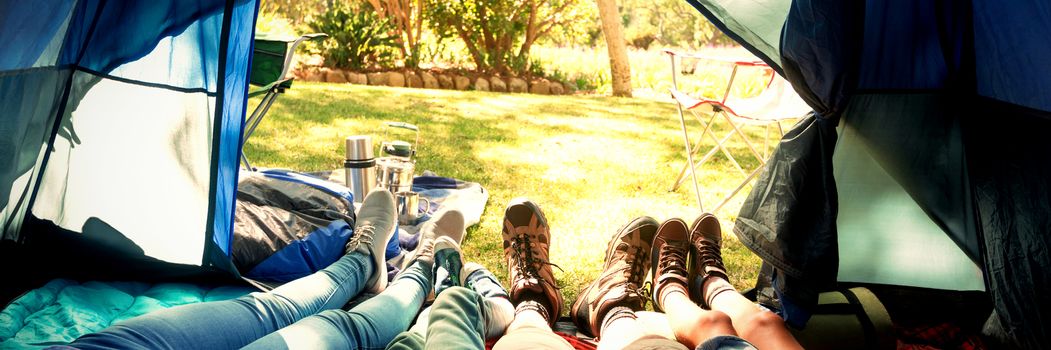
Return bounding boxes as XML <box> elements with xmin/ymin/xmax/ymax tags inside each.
<box><xmin>68</xmin><ymin>252</ymin><xmax>373</xmax><ymax>350</ymax></box>
<box><xmin>244</xmin><ymin>260</ymin><xmax>433</xmax><ymax>350</ymax></box>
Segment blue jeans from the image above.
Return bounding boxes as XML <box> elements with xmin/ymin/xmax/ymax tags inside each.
<box><xmin>65</xmin><ymin>251</ymin><xmax>432</xmax><ymax>350</ymax></box>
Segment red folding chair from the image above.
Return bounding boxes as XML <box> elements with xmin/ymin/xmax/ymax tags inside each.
<box><xmin>665</xmin><ymin>50</ymin><xmax>811</xmax><ymax>212</ymax></box>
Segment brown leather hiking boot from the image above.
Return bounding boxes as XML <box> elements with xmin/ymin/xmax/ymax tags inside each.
<box><xmin>650</xmin><ymin>218</ymin><xmax>691</xmax><ymax>312</ymax></box>
<box><xmin>688</xmin><ymin>213</ymin><xmax>729</xmax><ymax>308</ymax></box>
<box><xmin>570</xmin><ymin>216</ymin><xmax>658</xmax><ymax>338</ymax></box>
<box><xmin>502</xmin><ymin>198</ymin><xmax>562</xmax><ymax>326</ymax></box>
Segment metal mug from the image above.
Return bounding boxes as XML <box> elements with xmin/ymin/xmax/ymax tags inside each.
<box><xmin>376</xmin><ymin>157</ymin><xmax>415</xmax><ymax>194</ymax></box>
<box><xmin>396</xmin><ymin>191</ymin><xmax>432</xmax><ymax>225</ymax></box>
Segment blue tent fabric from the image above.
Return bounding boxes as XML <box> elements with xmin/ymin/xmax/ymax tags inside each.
<box><xmin>972</xmin><ymin>0</ymin><xmax>1051</xmax><ymax>112</ymax></box>
<box><xmin>1</xmin><ymin>0</ymin><xmax>259</xmax><ymax>277</ymax></box>
<box><xmin>213</xmin><ymin>0</ymin><xmax>260</xmax><ymax>259</ymax></box>
<box><xmin>688</xmin><ymin>0</ymin><xmax>1051</xmax><ymax>346</ymax></box>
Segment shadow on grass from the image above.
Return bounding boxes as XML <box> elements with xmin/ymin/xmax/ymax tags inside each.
<box><xmin>243</xmin><ymin>82</ymin><xmax>769</xmax><ymax>310</ymax></box>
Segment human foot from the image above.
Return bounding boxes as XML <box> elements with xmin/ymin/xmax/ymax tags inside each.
<box><xmin>569</xmin><ymin>216</ymin><xmax>658</xmax><ymax>338</ymax></box>
<box><xmin>651</xmin><ymin>218</ymin><xmax>691</xmax><ymax>311</ymax></box>
<box><xmin>346</xmin><ymin>190</ymin><xmax>397</xmax><ymax>293</ymax></box>
<box><xmin>433</xmin><ymin>236</ymin><xmax>465</xmax><ymax>297</ymax></box>
<box><xmin>402</xmin><ymin>209</ymin><xmax>466</xmax><ymax>268</ymax></box>
<box><xmin>688</xmin><ymin>213</ymin><xmax>731</xmax><ymax>308</ymax></box>
<box><xmin>502</xmin><ymin>198</ymin><xmax>562</xmax><ymax>326</ymax></box>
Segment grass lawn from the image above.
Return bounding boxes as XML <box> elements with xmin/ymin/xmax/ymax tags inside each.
<box><xmin>245</xmin><ymin>82</ymin><xmax>784</xmax><ymax>311</ymax></box>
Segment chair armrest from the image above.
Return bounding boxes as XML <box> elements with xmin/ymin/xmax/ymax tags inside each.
<box><xmin>670</xmin><ymin>88</ymin><xmax>719</xmax><ymax>110</ymax></box>
<box><xmin>663</xmin><ymin>50</ymin><xmax>767</xmax><ymax>67</ymax></box>
<box><xmin>279</xmin><ymin>34</ymin><xmax>329</xmax><ymax>79</ymax></box>
<box><xmin>248</xmin><ymin>78</ymin><xmax>294</xmax><ymax>98</ymax></box>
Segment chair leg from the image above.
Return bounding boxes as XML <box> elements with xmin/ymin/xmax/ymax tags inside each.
<box><xmin>676</xmin><ymin>127</ymin><xmax>742</xmax><ymax>190</ymax></box>
<box><xmin>719</xmin><ymin>112</ymin><xmax>765</xmax><ymax>162</ymax></box>
<box><xmin>674</xmin><ymin>102</ymin><xmax>705</xmax><ymax>212</ymax></box>
<box><xmin>241</xmin><ymin>152</ymin><xmax>254</xmax><ymax>171</ymax></box>
<box><xmin>240</xmin><ymin>90</ymin><xmax>282</xmax><ymax>172</ymax></box>
<box><xmin>670</xmin><ymin>111</ymin><xmax>718</xmax><ymax>191</ymax></box>
<box><xmin>713</xmin><ymin>165</ymin><xmax>764</xmax><ymax>212</ymax></box>
<box><xmin>674</xmin><ymin>113</ymin><xmax>743</xmax><ymax>191</ymax></box>
<box><xmin>670</xmin><ymin>133</ymin><xmax>706</xmax><ymax>191</ymax></box>
<box><xmin>694</xmin><ymin>111</ymin><xmax>746</xmax><ymax>176</ymax></box>
<box><xmin>243</xmin><ymin>91</ymin><xmax>279</xmax><ymax>143</ymax></box>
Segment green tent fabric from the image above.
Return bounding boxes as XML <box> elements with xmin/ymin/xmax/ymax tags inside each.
<box><xmin>685</xmin><ymin>0</ymin><xmax>1051</xmax><ymax>346</ymax></box>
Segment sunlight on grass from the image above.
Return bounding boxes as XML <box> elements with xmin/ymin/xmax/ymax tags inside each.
<box><xmin>244</xmin><ymin>82</ymin><xmax>790</xmax><ymax>310</ymax></box>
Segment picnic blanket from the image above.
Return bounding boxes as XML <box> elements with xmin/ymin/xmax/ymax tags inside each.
<box><xmin>308</xmin><ymin>169</ymin><xmax>489</xmax><ymax>279</ymax></box>
<box><xmin>0</xmin><ymin>279</ymin><xmax>254</xmax><ymax>349</ymax></box>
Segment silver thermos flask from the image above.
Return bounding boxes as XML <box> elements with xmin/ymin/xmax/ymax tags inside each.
<box><xmin>345</xmin><ymin>136</ymin><xmax>376</xmax><ymax>203</ymax></box>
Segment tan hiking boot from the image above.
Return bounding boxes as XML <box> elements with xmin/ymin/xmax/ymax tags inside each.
<box><xmin>570</xmin><ymin>216</ymin><xmax>658</xmax><ymax>338</ymax></box>
<box><xmin>502</xmin><ymin>198</ymin><xmax>563</xmax><ymax>326</ymax></box>
<box><xmin>688</xmin><ymin>213</ymin><xmax>729</xmax><ymax>308</ymax></box>
<box><xmin>651</xmin><ymin>218</ymin><xmax>691</xmax><ymax>311</ymax></box>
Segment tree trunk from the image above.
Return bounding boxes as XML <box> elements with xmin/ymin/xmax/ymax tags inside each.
<box><xmin>595</xmin><ymin>0</ymin><xmax>632</xmax><ymax>97</ymax></box>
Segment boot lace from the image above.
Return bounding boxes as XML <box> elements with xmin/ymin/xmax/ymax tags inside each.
<box><xmin>696</xmin><ymin>238</ymin><xmax>725</xmax><ymax>271</ymax></box>
<box><xmin>657</xmin><ymin>243</ymin><xmax>689</xmax><ymax>278</ymax></box>
<box><xmin>510</xmin><ymin>232</ymin><xmax>562</xmax><ymax>290</ymax></box>
<box><xmin>347</xmin><ymin>223</ymin><xmax>375</xmax><ymax>250</ymax></box>
<box><xmin>607</xmin><ymin>239</ymin><xmax>650</xmax><ymax>305</ymax></box>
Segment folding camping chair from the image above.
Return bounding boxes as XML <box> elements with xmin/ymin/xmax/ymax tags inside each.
<box><xmin>665</xmin><ymin>50</ymin><xmax>811</xmax><ymax>212</ymax></box>
<box><xmin>241</xmin><ymin>33</ymin><xmax>327</xmax><ymax>170</ymax></box>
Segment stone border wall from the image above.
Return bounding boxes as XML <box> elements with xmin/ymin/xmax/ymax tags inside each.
<box><xmin>293</xmin><ymin>67</ymin><xmax>576</xmax><ymax>95</ymax></box>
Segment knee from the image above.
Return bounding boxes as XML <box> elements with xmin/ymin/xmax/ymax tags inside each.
<box><xmin>739</xmin><ymin>310</ymin><xmax>785</xmax><ymax>334</ymax></box>
<box><xmin>694</xmin><ymin>310</ymin><xmax>733</xmax><ymax>330</ymax></box>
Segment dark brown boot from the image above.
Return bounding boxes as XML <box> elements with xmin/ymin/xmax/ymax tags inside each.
<box><xmin>688</xmin><ymin>213</ymin><xmax>730</xmax><ymax>308</ymax></box>
<box><xmin>651</xmin><ymin>218</ymin><xmax>691</xmax><ymax>311</ymax></box>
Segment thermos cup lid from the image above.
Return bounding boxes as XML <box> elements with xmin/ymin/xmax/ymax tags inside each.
<box><xmin>345</xmin><ymin>135</ymin><xmax>374</xmax><ymax>160</ymax></box>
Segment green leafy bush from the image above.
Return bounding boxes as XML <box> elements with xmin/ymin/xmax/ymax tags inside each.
<box><xmin>307</xmin><ymin>4</ymin><xmax>397</xmax><ymax>69</ymax></box>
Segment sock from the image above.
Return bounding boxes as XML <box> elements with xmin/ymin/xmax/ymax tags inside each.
<box><xmin>659</xmin><ymin>283</ymin><xmax>688</xmax><ymax>309</ymax></box>
<box><xmin>483</xmin><ymin>297</ymin><xmax>515</xmax><ymax>340</ymax></box>
<box><xmin>600</xmin><ymin>306</ymin><xmax>636</xmax><ymax>334</ymax></box>
<box><xmin>515</xmin><ymin>300</ymin><xmax>550</xmax><ymax>323</ymax></box>
<box><xmin>702</xmin><ymin>277</ymin><xmax>736</xmax><ymax>309</ymax></box>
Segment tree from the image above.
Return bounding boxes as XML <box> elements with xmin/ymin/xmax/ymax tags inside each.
<box><xmin>595</xmin><ymin>0</ymin><xmax>632</xmax><ymax>97</ymax></box>
<box><xmin>621</xmin><ymin>0</ymin><xmax>734</xmax><ymax>49</ymax></box>
<box><xmin>365</xmin><ymin>0</ymin><xmax>427</xmax><ymax>68</ymax></box>
<box><xmin>306</xmin><ymin>3</ymin><xmax>397</xmax><ymax>69</ymax></box>
<box><xmin>258</xmin><ymin>0</ymin><xmax>329</xmax><ymax>27</ymax></box>
<box><xmin>426</xmin><ymin>0</ymin><xmax>591</xmax><ymax>73</ymax></box>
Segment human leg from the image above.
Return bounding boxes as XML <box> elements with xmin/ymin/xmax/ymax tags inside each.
<box><xmin>495</xmin><ymin>199</ymin><xmax>573</xmax><ymax>350</ymax></box>
<box><xmin>414</xmin><ymin>239</ymin><xmax>493</xmax><ymax>349</ymax></box>
<box><xmin>650</xmin><ymin>218</ymin><xmax>738</xmax><ymax>349</ymax></box>
<box><xmin>492</xmin><ymin>309</ymin><xmax>573</xmax><ymax>350</ymax></box>
<box><xmin>243</xmin><ymin>258</ymin><xmax>433</xmax><ymax>350</ymax></box>
<box><xmin>246</xmin><ymin>209</ymin><xmax>472</xmax><ymax>350</ymax></box>
<box><xmin>69</xmin><ymin>190</ymin><xmax>397</xmax><ymax>350</ymax></box>
<box><xmin>689</xmin><ymin>214</ymin><xmax>801</xmax><ymax>350</ymax></box>
<box><xmin>570</xmin><ymin>216</ymin><xmax>663</xmax><ymax>350</ymax></box>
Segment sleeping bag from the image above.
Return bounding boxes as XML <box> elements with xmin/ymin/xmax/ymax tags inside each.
<box><xmin>233</xmin><ymin>170</ymin><xmax>357</xmax><ymax>284</ymax></box>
